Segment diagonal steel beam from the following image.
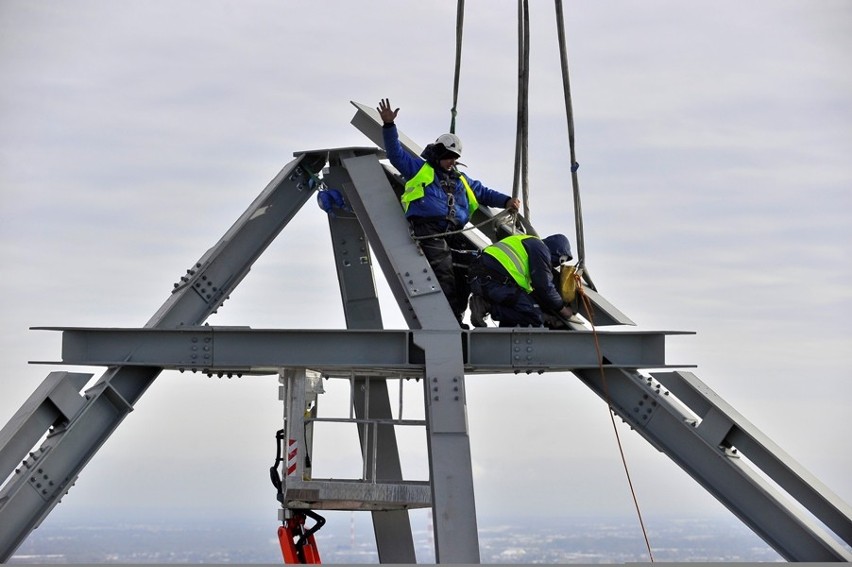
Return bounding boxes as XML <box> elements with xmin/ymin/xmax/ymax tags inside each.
<box><xmin>336</xmin><ymin>151</ymin><xmax>479</xmax><ymax>562</ymax></box>
<box><xmin>323</xmin><ymin>154</ymin><xmax>418</xmax><ymax>563</ymax></box>
<box><xmin>568</xmin><ymin>364</ymin><xmax>852</xmax><ymax>562</ymax></box>
<box><xmin>651</xmin><ymin>370</ymin><xmax>852</xmax><ymax>559</ymax></box>
<box><xmin>0</xmin><ymin>152</ymin><xmax>327</xmax><ymax>562</ymax></box>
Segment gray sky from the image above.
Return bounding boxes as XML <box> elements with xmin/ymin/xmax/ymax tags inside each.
<box><xmin>1</xmin><ymin>0</ymin><xmax>850</xmax><ymax>555</ymax></box>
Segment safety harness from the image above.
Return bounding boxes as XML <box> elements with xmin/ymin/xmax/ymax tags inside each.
<box><xmin>400</xmin><ymin>163</ymin><xmax>478</xmax><ymax>219</ymax></box>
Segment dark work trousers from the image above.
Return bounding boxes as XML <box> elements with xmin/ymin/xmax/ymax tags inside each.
<box><xmin>410</xmin><ymin>219</ymin><xmax>477</xmax><ymax>323</ymax></box>
<box><xmin>469</xmin><ymin>263</ymin><xmax>545</xmax><ymax>327</ymax></box>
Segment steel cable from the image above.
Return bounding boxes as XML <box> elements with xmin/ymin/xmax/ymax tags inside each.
<box><xmin>554</xmin><ymin>0</ymin><xmax>596</xmax><ymax>289</ymax></box>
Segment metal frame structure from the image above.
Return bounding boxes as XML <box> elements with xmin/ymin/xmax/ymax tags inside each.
<box><xmin>1</xmin><ymin>103</ymin><xmax>850</xmax><ymax>562</ymax></box>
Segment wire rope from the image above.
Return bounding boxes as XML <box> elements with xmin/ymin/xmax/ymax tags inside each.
<box><xmin>512</xmin><ymin>0</ymin><xmax>531</xmax><ymax>224</ymax></box>
<box><xmin>410</xmin><ymin>209</ymin><xmax>517</xmax><ymax>241</ymax></box>
<box><xmin>425</xmin><ymin>3</ymin><xmax>652</xmax><ymax>559</ymax></box>
<box><xmin>576</xmin><ymin>274</ymin><xmax>655</xmax><ymax>562</ymax></box>
<box><xmin>449</xmin><ymin>0</ymin><xmax>465</xmax><ymax>135</ymax></box>
<box><xmin>554</xmin><ymin>0</ymin><xmax>596</xmax><ymax>290</ymax></box>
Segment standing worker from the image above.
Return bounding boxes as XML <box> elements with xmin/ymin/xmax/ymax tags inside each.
<box><xmin>378</xmin><ymin>98</ymin><xmax>521</xmax><ymax>328</ymax></box>
<box><xmin>468</xmin><ymin>233</ymin><xmax>575</xmax><ymax>327</ymax></box>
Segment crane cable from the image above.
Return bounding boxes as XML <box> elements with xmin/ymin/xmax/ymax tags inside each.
<box><xmin>449</xmin><ymin>2</ymin><xmax>652</xmax><ymax>558</ymax></box>
<box><xmin>451</xmin><ymin>0</ymin><xmax>533</xmax><ymax>235</ymax></box>
<box><xmin>554</xmin><ymin>0</ymin><xmax>596</xmax><ymax>290</ymax></box>
<box><xmin>512</xmin><ymin>0</ymin><xmax>531</xmax><ymax>224</ymax></box>
<box><xmin>449</xmin><ymin>0</ymin><xmax>465</xmax><ymax>135</ymax></box>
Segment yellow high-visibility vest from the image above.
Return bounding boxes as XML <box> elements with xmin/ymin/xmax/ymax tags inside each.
<box><xmin>483</xmin><ymin>234</ymin><xmax>536</xmax><ymax>292</ymax></box>
<box><xmin>400</xmin><ymin>163</ymin><xmax>478</xmax><ymax>217</ymax></box>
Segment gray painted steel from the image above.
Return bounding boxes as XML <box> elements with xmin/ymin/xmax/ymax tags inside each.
<box><xmin>652</xmin><ymin>370</ymin><xmax>852</xmax><ymax>557</ymax></box>
<box><xmin>0</xmin><ymin>153</ymin><xmax>326</xmax><ymax>562</ymax></box>
<box><xmin>283</xmin><ymin>478</ymin><xmax>432</xmax><ymax>510</ymax></box>
<box><xmin>44</xmin><ymin>327</ymin><xmax>685</xmax><ymax>373</ymax></box>
<box><xmin>0</xmin><ymin>109</ymin><xmax>850</xmax><ymax>563</ymax></box>
<box><xmin>339</xmin><ymin>152</ymin><xmax>480</xmax><ymax>562</ymax></box>
<box><xmin>0</xmin><ymin>372</ymin><xmax>91</xmax><ymax>485</ymax></box>
<box><xmin>323</xmin><ymin>166</ymin><xmax>419</xmax><ymax>563</ymax></box>
<box><xmin>568</xmin><ymin>364</ymin><xmax>852</xmax><ymax>561</ymax></box>
<box><xmin>339</xmin><ymin>153</ymin><xmax>458</xmax><ymax>329</ymax></box>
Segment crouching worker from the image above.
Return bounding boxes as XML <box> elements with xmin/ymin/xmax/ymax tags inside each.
<box><xmin>469</xmin><ymin>234</ymin><xmax>574</xmax><ymax>328</ymax></box>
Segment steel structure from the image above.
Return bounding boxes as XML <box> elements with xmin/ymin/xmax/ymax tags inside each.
<box><xmin>1</xmin><ymin>102</ymin><xmax>850</xmax><ymax>563</ymax></box>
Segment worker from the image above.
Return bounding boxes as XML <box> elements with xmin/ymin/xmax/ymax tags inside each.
<box><xmin>468</xmin><ymin>233</ymin><xmax>575</xmax><ymax>328</ymax></box>
<box><xmin>378</xmin><ymin>98</ymin><xmax>521</xmax><ymax>328</ymax></box>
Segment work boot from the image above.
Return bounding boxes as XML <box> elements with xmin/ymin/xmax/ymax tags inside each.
<box><xmin>469</xmin><ymin>295</ymin><xmax>490</xmax><ymax>328</ymax></box>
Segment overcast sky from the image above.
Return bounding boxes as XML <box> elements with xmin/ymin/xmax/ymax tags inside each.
<box><xmin>1</xmin><ymin>0</ymin><xmax>850</xmax><ymax>559</ymax></box>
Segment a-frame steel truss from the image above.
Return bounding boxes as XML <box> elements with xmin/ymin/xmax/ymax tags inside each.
<box><xmin>1</xmin><ymin>103</ymin><xmax>850</xmax><ymax>562</ymax></box>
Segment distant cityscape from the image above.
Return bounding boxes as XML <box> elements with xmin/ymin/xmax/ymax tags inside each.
<box><xmin>9</xmin><ymin>513</ymin><xmax>788</xmax><ymax>563</ymax></box>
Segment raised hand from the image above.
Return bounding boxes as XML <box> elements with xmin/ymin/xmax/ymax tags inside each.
<box><xmin>377</xmin><ymin>98</ymin><xmax>399</xmax><ymax>124</ymax></box>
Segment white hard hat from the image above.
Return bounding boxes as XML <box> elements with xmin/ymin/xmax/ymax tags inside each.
<box><xmin>435</xmin><ymin>133</ymin><xmax>463</xmax><ymax>158</ymax></box>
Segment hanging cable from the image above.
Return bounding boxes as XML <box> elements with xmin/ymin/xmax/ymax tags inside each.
<box><xmin>575</xmin><ymin>275</ymin><xmax>655</xmax><ymax>562</ymax></box>
<box><xmin>554</xmin><ymin>0</ymin><xmax>596</xmax><ymax>290</ymax></box>
<box><xmin>512</xmin><ymin>0</ymin><xmax>531</xmax><ymax>224</ymax></box>
<box><xmin>449</xmin><ymin>0</ymin><xmax>465</xmax><ymax>135</ymax></box>
<box><xmin>555</xmin><ymin>3</ymin><xmax>646</xmax><ymax>539</ymax></box>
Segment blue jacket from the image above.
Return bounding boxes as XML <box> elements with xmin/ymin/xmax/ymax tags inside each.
<box><xmin>382</xmin><ymin>124</ymin><xmax>513</xmax><ymax>226</ymax></box>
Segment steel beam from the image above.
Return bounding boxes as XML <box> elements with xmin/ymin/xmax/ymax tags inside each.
<box><xmin>2</xmin><ymin>114</ymin><xmax>847</xmax><ymax>566</ymax></box>
<box><xmin>339</xmin><ymin>153</ymin><xmax>457</xmax><ymax>330</ymax></box>
<box><xmin>43</xmin><ymin>326</ymin><xmax>686</xmax><ymax>374</ymax></box>
<box><xmin>322</xmin><ymin>164</ymin><xmax>419</xmax><ymax>563</ymax></box>
<box><xmin>338</xmin><ymin>151</ymin><xmax>480</xmax><ymax>562</ymax></box>
<box><xmin>283</xmin><ymin>478</ymin><xmax>432</xmax><ymax>511</ymax></box>
<box><xmin>652</xmin><ymin>371</ymin><xmax>852</xmax><ymax>558</ymax></box>
<box><xmin>0</xmin><ymin>372</ymin><xmax>91</xmax><ymax>485</ymax></box>
<box><xmin>568</xmin><ymin>366</ymin><xmax>852</xmax><ymax>561</ymax></box>
<box><xmin>0</xmin><ymin>153</ymin><xmax>326</xmax><ymax>563</ymax></box>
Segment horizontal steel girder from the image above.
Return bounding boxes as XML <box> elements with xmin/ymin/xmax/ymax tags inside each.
<box><xmin>283</xmin><ymin>479</ymin><xmax>432</xmax><ymax>511</ymax></box>
<box><xmin>36</xmin><ymin>326</ymin><xmax>692</xmax><ymax>375</ymax></box>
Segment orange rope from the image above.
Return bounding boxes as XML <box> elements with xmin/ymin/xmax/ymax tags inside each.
<box><xmin>575</xmin><ymin>273</ymin><xmax>655</xmax><ymax>562</ymax></box>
